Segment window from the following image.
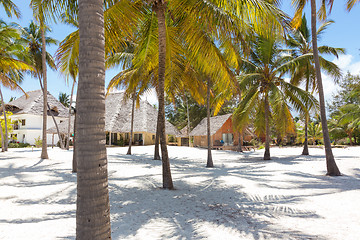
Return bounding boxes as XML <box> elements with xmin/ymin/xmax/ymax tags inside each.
<box><xmin>125</xmin><ymin>133</ymin><xmax>129</xmax><ymax>140</ymax></box>
<box><xmin>14</xmin><ymin>121</ymin><xmax>19</xmax><ymax>130</ymax></box>
<box><xmin>21</xmin><ymin>119</ymin><xmax>26</xmax><ymax>126</ymax></box>
<box><xmin>222</xmin><ymin>133</ymin><xmax>234</xmax><ymax>146</ymax></box>
<box><xmin>152</xmin><ymin>135</ymin><xmax>155</xmax><ymax>140</ymax></box>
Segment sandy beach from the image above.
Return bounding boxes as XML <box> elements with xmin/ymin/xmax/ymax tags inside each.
<box><xmin>0</xmin><ymin>146</ymin><xmax>359</xmax><ymax>240</ymax></box>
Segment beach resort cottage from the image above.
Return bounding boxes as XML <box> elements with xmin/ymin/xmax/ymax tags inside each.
<box><xmin>189</xmin><ymin>113</ymin><xmax>253</xmax><ymax>150</ymax></box>
<box><xmin>4</xmin><ymin>90</ymin><xmax>69</xmax><ymax>145</ymax></box>
<box><xmin>105</xmin><ymin>92</ymin><xmax>181</xmax><ymax>145</ymax></box>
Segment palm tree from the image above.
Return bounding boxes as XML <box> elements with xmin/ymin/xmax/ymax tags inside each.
<box><xmin>0</xmin><ymin>0</ymin><xmax>20</xmax><ymax>18</ymax></box>
<box><xmin>59</xmin><ymin>92</ymin><xmax>70</xmax><ymax>107</ymax></box>
<box><xmin>233</xmin><ymin>33</ymin><xmax>318</xmax><ymax>160</ymax></box>
<box><xmin>287</xmin><ymin>15</ymin><xmax>343</xmax><ymax>155</ymax></box>
<box><xmin>0</xmin><ymin>21</ymin><xmax>31</xmax><ymax>151</ymax></box>
<box><xmin>206</xmin><ymin>78</ymin><xmax>214</xmax><ymax>167</ymax></box>
<box><xmin>293</xmin><ymin>0</ymin><xmax>341</xmax><ymax>175</ymax></box>
<box><xmin>346</xmin><ymin>0</ymin><xmax>360</xmax><ymax>10</ymax></box>
<box><xmin>76</xmin><ymin>0</ymin><xmax>111</xmax><ymax>238</ymax></box>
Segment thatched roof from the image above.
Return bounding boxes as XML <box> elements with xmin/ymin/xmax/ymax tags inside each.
<box><xmin>5</xmin><ymin>90</ymin><xmax>69</xmax><ymax>118</ymax></box>
<box><xmin>106</xmin><ymin>92</ymin><xmax>181</xmax><ymax>136</ymax></box>
<box><xmin>179</xmin><ymin>126</ymin><xmax>189</xmax><ymax>138</ymax></box>
<box><xmin>48</xmin><ymin>92</ymin><xmax>181</xmax><ymax>136</ymax></box>
<box><xmin>189</xmin><ymin>113</ymin><xmax>232</xmax><ymax>136</ymax></box>
<box><xmin>47</xmin><ymin>119</ymin><xmax>74</xmax><ymax>134</ymax></box>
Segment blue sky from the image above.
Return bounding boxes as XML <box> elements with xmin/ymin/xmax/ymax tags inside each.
<box><xmin>1</xmin><ymin>0</ymin><xmax>360</xmax><ymax>104</ymax></box>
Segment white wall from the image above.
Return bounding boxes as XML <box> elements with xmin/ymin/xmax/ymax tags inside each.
<box><xmin>8</xmin><ymin>114</ymin><xmax>67</xmax><ymax>145</ymax></box>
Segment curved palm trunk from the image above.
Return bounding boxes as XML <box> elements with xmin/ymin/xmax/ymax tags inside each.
<box><xmin>310</xmin><ymin>0</ymin><xmax>340</xmax><ymax>176</ymax></box>
<box><xmin>0</xmin><ymin>86</ymin><xmax>8</xmax><ymax>151</ymax></box>
<box><xmin>40</xmin><ymin>21</ymin><xmax>48</xmax><ymax>159</ymax></box>
<box><xmin>39</xmin><ymin>78</ymin><xmax>65</xmax><ymax>149</ymax></box>
<box><xmin>66</xmin><ymin>79</ymin><xmax>76</xmax><ymax>150</ymax></box>
<box><xmin>155</xmin><ymin>1</ymin><xmax>174</xmax><ymax>189</ymax></box>
<box><xmin>154</xmin><ymin>117</ymin><xmax>161</xmax><ymax>160</ymax></box>
<box><xmin>206</xmin><ymin>78</ymin><xmax>213</xmax><ymax>167</ymax></box>
<box><xmin>76</xmin><ymin>0</ymin><xmax>112</xmax><ymax>238</ymax></box>
<box><xmin>127</xmin><ymin>93</ymin><xmax>136</xmax><ymax>155</ymax></box>
<box><xmin>264</xmin><ymin>95</ymin><xmax>271</xmax><ymax>160</ymax></box>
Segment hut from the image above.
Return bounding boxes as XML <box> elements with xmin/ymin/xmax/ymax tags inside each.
<box><xmin>189</xmin><ymin>113</ymin><xmax>253</xmax><ymax>150</ymax></box>
<box><xmin>176</xmin><ymin>126</ymin><xmax>190</xmax><ymax>146</ymax></box>
<box><xmin>4</xmin><ymin>90</ymin><xmax>69</xmax><ymax>145</ymax></box>
<box><xmin>47</xmin><ymin>92</ymin><xmax>181</xmax><ymax>146</ymax></box>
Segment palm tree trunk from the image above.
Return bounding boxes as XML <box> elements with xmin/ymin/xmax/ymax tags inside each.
<box><xmin>155</xmin><ymin>1</ymin><xmax>174</xmax><ymax>189</ymax></box>
<box><xmin>348</xmin><ymin>132</ymin><xmax>353</xmax><ymax>146</ymax></box>
<box><xmin>76</xmin><ymin>0</ymin><xmax>112</xmax><ymax>238</ymax></box>
<box><xmin>40</xmin><ymin>20</ymin><xmax>48</xmax><ymax>159</ymax></box>
<box><xmin>39</xmin><ymin>77</ymin><xmax>65</xmax><ymax>149</ymax></box>
<box><xmin>238</xmin><ymin>132</ymin><xmax>243</xmax><ymax>152</ymax></box>
<box><xmin>154</xmin><ymin>116</ymin><xmax>161</xmax><ymax>159</ymax></box>
<box><xmin>66</xmin><ymin>79</ymin><xmax>76</xmax><ymax>150</ymax></box>
<box><xmin>206</xmin><ymin>78</ymin><xmax>214</xmax><ymax>167</ymax></box>
<box><xmin>264</xmin><ymin>95</ymin><xmax>271</xmax><ymax>160</ymax></box>
<box><xmin>0</xmin><ymin>86</ymin><xmax>8</xmax><ymax>151</ymax></box>
<box><xmin>0</xmin><ymin>97</ymin><xmax>5</xmax><ymax>152</ymax></box>
<box><xmin>186</xmin><ymin>96</ymin><xmax>191</xmax><ymax>147</ymax></box>
<box><xmin>72</xmin><ymin>106</ymin><xmax>77</xmax><ymax>173</ymax></box>
<box><xmin>310</xmin><ymin>0</ymin><xmax>340</xmax><ymax>176</ymax></box>
<box><xmin>302</xmin><ymin>114</ymin><xmax>309</xmax><ymax>155</ymax></box>
<box><xmin>127</xmin><ymin>92</ymin><xmax>136</xmax><ymax>155</ymax></box>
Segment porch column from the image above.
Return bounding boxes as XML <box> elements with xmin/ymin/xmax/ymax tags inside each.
<box><xmin>109</xmin><ymin>131</ymin><xmax>112</xmax><ymax>146</ymax></box>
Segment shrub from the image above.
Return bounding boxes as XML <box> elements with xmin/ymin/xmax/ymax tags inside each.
<box><xmin>34</xmin><ymin>136</ymin><xmax>42</xmax><ymax>148</ymax></box>
<box><xmin>8</xmin><ymin>143</ymin><xmax>30</xmax><ymax>148</ymax></box>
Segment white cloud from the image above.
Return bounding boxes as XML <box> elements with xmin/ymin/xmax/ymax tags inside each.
<box><xmin>140</xmin><ymin>88</ymin><xmax>158</xmax><ymax>106</ymax></box>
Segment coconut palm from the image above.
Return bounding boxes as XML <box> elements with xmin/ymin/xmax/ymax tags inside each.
<box><xmin>293</xmin><ymin>0</ymin><xmax>341</xmax><ymax>176</ymax></box>
<box><xmin>75</xmin><ymin>0</ymin><xmax>112</xmax><ymax>238</ymax></box>
<box><xmin>0</xmin><ymin>0</ymin><xmax>20</xmax><ymax>18</ymax></box>
<box><xmin>59</xmin><ymin>92</ymin><xmax>70</xmax><ymax>107</ymax></box>
<box><xmin>287</xmin><ymin>15</ymin><xmax>344</xmax><ymax>155</ymax></box>
<box><xmin>233</xmin><ymin>33</ymin><xmax>318</xmax><ymax>160</ymax></box>
<box><xmin>0</xmin><ymin>21</ymin><xmax>31</xmax><ymax>151</ymax></box>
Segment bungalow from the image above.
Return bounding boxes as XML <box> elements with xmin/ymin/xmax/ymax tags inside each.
<box><xmin>4</xmin><ymin>90</ymin><xmax>69</xmax><ymax>145</ymax></box>
<box><xmin>105</xmin><ymin>92</ymin><xmax>180</xmax><ymax>145</ymax></box>
<box><xmin>189</xmin><ymin>113</ymin><xmax>253</xmax><ymax>150</ymax></box>
<box><xmin>47</xmin><ymin>92</ymin><xmax>181</xmax><ymax>146</ymax></box>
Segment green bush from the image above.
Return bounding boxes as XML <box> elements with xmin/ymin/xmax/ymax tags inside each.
<box><xmin>34</xmin><ymin>136</ymin><xmax>42</xmax><ymax>148</ymax></box>
<box><xmin>8</xmin><ymin>142</ymin><xmax>30</xmax><ymax>148</ymax></box>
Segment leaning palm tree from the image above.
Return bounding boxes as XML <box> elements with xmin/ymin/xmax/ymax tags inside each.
<box><xmin>233</xmin><ymin>33</ymin><xmax>318</xmax><ymax>160</ymax></box>
<box><xmin>293</xmin><ymin>0</ymin><xmax>341</xmax><ymax>175</ymax></box>
<box><xmin>287</xmin><ymin>15</ymin><xmax>344</xmax><ymax>155</ymax></box>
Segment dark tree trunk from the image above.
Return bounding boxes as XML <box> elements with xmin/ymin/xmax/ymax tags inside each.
<box><xmin>238</xmin><ymin>132</ymin><xmax>243</xmax><ymax>152</ymax></box>
<box><xmin>66</xmin><ymin>79</ymin><xmax>76</xmax><ymax>150</ymax></box>
<box><xmin>76</xmin><ymin>0</ymin><xmax>112</xmax><ymax>238</ymax></box>
<box><xmin>302</xmin><ymin>114</ymin><xmax>309</xmax><ymax>155</ymax></box>
<box><xmin>154</xmin><ymin>114</ymin><xmax>161</xmax><ymax>160</ymax></box>
<box><xmin>310</xmin><ymin>0</ymin><xmax>340</xmax><ymax>176</ymax></box>
<box><xmin>155</xmin><ymin>1</ymin><xmax>174</xmax><ymax>189</ymax></box>
<box><xmin>264</xmin><ymin>95</ymin><xmax>271</xmax><ymax>160</ymax></box>
<box><xmin>206</xmin><ymin>78</ymin><xmax>214</xmax><ymax>167</ymax></box>
<box><xmin>0</xmin><ymin>86</ymin><xmax>8</xmax><ymax>151</ymax></box>
<box><xmin>0</xmin><ymin>93</ymin><xmax>5</xmax><ymax>152</ymax></box>
<box><xmin>40</xmin><ymin>21</ymin><xmax>48</xmax><ymax>159</ymax></box>
<box><xmin>348</xmin><ymin>132</ymin><xmax>353</xmax><ymax>146</ymax></box>
<box><xmin>72</xmin><ymin>108</ymin><xmax>77</xmax><ymax>173</ymax></box>
<box><xmin>127</xmin><ymin>93</ymin><xmax>136</xmax><ymax>155</ymax></box>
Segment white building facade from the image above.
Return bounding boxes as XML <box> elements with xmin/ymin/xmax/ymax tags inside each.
<box><xmin>5</xmin><ymin>90</ymin><xmax>69</xmax><ymax>146</ymax></box>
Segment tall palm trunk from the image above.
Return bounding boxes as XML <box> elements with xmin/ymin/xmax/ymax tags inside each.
<box><xmin>39</xmin><ymin>77</ymin><xmax>65</xmax><ymax>149</ymax></box>
<box><xmin>310</xmin><ymin>0</ymin><xmax>340</xmax><ymax>176</ymax></box>
<box><xmin>0</xmin><ymin>96</ymin><xmax>5</xmax><ymax>152</ymax></box>
<box><xmin>302</xmin><ymin>74</ymin><xmax>310</xmax><ymax>155</ymax></box>
<box><xmin>76</xmin><ymin>0</ymin><xmax>112</xmax><ymax>238</ymax></box>
<box><xmin>66</xmin><ymin>79</ymin><xmax>76</xmax><ymax>150</ymax></box>
<box><xmin>264</xmin><ymin>95</ymin><xmax>271</xmax><ymax>160</ymax></box>
<box><xmin>238</xmin><ymin>132</ymin><xmax>243</xmax><ymax>152</ymax></box>
<box><xmin>206</xmin><ymin>78</ymin><xmax>213</xmax><ymax>167</ymax></box>
<box><xmin>186</xmin><ymin>96</ymin><xmax>191</xmax><ymax>147</ymax></box>
<box><xmin>127</xmin><ymin>92</ymin><xmax>136</xmax><ymax>155</ymax></box>
<box><xmin>0</xmin><ymin>86</ymin><xmax>8</xmax><ymax>151</ymax></box>
<box><xmin>40</xmin><ymin>21</ymin><xmax>48</xmax><ymax>159</ymax></box>
<box><xmin>154</xmin><ymin>118</ymin><xmax>161</xmax><ymax>160</ymax></box>
<box><xmin>72</xmin><ymin>95</ymin><xmax>78</xmax><ymax>173</ymax></box>
<box><xmin>155</xmin><ymin>1</ymin><xmax>174</xmax><ymax>189</ymax></box>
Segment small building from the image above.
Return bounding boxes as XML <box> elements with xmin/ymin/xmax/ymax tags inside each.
<box><xmin>4</xmin><ymin>90</ymin><xmax>69</xmax><ymax>145</ymax></box>
<box><xmin>189</xmin><ymin>113</ymin><xmax>253</xmax><ymax>150</ymax></box>
<box><xmin>176</xmin><ymin>126</ymin><xmax>190</xmax><ymax>146</ymax></box>
<box><xmin>105</xmin><ymin>92</ymin><xmax>180</xmax><ymax>146</ymax></box>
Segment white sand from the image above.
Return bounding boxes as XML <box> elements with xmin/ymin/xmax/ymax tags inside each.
<box><xmin>0</xmin><ymin>146</ymin><xmax>359</xmax><ymax>240</ymax></box>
